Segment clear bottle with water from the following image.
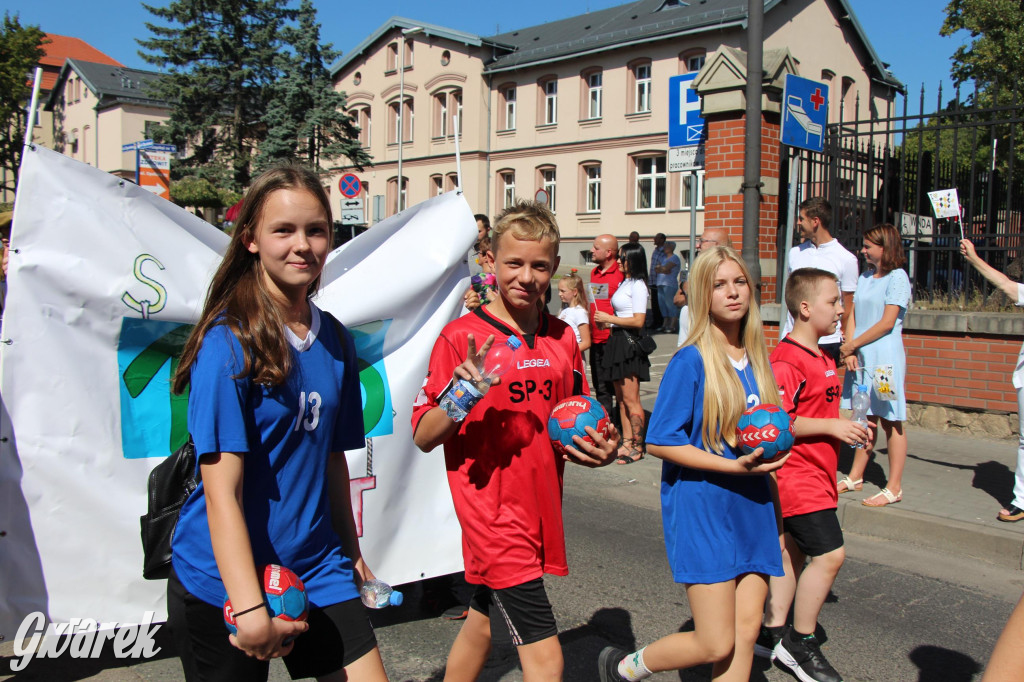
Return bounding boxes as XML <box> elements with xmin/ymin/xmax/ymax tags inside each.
<box><xmin>851</xmin><ymin>383</ymin><xmax>871</xmax><ymax>449</ymax></box>
<box><xmin>360</xmin><ymin>579</ymin><xmax>404</xmax><ymax>609</ymax></box>
<box><xmin>438</xmin><ymin>336</ymin><xmax>522</xmax><ymax>422</ymax></box>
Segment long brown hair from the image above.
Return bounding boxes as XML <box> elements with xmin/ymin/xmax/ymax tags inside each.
<box><xmin>172</xmin><ymin>166</ymin><xmax>333</xmax><ymax>393</ymax></box>
<box><xmin>681</xmin><ymin>246</ymin><xmax>780</xmax><ymax>454</ymax></box>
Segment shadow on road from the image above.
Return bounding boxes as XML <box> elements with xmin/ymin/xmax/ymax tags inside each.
<box><xmin>908</xmin><ymin>644</ymin><xmax>981</xmax><ymax>681</ymax></box>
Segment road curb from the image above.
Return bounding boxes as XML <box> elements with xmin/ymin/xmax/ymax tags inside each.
<box><xmin>837</xmin><ymin>496</ymin><xmax>1024</xmax><ymax>570</ymax></box>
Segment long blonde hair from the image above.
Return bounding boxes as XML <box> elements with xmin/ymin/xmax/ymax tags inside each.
<box><xmin>560</xmin><ymin>271</ymin><xmax>588</xmax><ymax>308</ymax></box>
<box><xmin>681</xmin><ymin>246</ymin><xmax>780</xmax><ymax>454</ymax></box>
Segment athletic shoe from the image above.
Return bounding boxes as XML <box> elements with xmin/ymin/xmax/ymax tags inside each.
<box><xmin>774</xmin><ymin>630</ymin><xmax>843</xmax><ymax>682</ymax></box>
<box><xmin>754</xmin><ymin>624</ymin><xmax>786</xmax><ymax>660</ymax></box>
<box><xmin>598</xmin><ymin>646</ymin><xmax>629</xmax><ymax>682</ymax></box>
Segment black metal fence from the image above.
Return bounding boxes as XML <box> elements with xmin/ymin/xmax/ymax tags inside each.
<box><xmin>780</xmin><ymin>84</ymin><xmax>1024</xmax><ymax>306</ymax></box>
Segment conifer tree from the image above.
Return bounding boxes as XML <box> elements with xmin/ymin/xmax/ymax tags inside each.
<box><xmin>256</xmin><ymin>0</ymin><xmax>371</xmax><ymax>174</ymax></box>
<box><xmin>138</xmin><ymin>0</ymin><xmax>296</xmax><ymax>191</ymax></box>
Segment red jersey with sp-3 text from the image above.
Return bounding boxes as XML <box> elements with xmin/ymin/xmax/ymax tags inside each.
<box><xmin>770</xmin><ymin>336</ymin><xmax>843</xmax><ymax>518</ymax></box>
<box><xmin>411</xmin><ymin>306</ymin><xmax>588</xmax><ymax>589</ymax></box>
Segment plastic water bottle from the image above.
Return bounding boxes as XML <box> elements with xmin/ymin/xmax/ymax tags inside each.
<box><xmin>438</xmin><ymin>336</ymin><xmax>522</xmax><ymax>422</ymax></box>
<box><xmin>360</xmin><ymin>579</ymin><xmax>404</xmax><ymax>609</ymax></box>
<box><xmin>851</xmin><ymin>383</ymin><xmax>871</xmax><ymax>449</ymax></box>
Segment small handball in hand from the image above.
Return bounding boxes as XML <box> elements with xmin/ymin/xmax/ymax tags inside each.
<box><xmin>224</xmin><ymin>564</ymin><xmax>309</xmax><ymax>635</ymax></box>
<box><xmin>547</xmin><ymin>396</ymin><xmax>611</xmax><ymax>456</ymax></box>
<box><xmin>736</xmin><ymin>404</ymin><xmax>794</xmax><ymax>463</ymax></box>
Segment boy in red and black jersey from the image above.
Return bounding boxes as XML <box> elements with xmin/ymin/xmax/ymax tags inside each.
<box><xmin>413</xmin><ymin>200</ymin><xmax>619</xmax><ymax>680</ymax></box>
<box><xmin>758</xmin><ymin>268</ymin><xmax>872</xmax><ymax>682</ymax></box>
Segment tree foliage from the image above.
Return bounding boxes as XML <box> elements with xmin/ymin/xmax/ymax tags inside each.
<box><xmin>0</xmin><ymin>14</ymin><xmax>46</xmax><ymax>195</ymax></box>
<box><xmin>138</xmin><ymin>0</ymin><xmax>297</xmax><ymax>192</ymax></box>
<box><xmin>255</xmin><ymin>0</ymin><xmax>371</xmax><ymax>174</ymax></box>
<box><xmin>941</xmin><ymin>0</ymin><xmax>1024</xmax><ymax>103</ymax></box>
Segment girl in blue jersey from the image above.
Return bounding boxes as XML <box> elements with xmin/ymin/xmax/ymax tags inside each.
<box><xmin>600</xmin><ymin>246</ymin><xmax>787</xmax><ymax>682</ymax></box>
<box><xmin>168</xmin><ymin>166</ymin><xmax>389</xmax><ymax>681</ymax></box>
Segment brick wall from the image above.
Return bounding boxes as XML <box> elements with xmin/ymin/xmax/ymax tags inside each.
<box><xmin>761</xmin><ymin>308</ymin><xmax>1023</xmax><ymax>415</ymax></box>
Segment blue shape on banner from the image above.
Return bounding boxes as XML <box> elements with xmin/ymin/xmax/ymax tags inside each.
<box><xmin>350</xmin><ymin>319</ymin><xmax>395</xmax><ymax>438</ymax></box>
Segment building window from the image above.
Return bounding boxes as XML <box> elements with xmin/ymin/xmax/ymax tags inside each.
<box><xmin>431</xmin><ymin>174</ymin><xmax>443</xmax><ymax>196</ymax></box>
<box><xmin>354</xmin><ymin>107</ymin><xmax>371</xmax><ymax>147</ymax></box>
<box><xmin>585</xmin><ymin>164</ymin><xmax>601</xmax><ymax>212</ymax></box>
<box><xmin>841</xmin><ymin>76</ymin><xmax>855</xmax><ymax>118</ymax></box>
<box><xmin>687</xmin><ymin>54</ymin><xmax>706</xmax><ymax>72</ymax></box>
<box><xmin>387</xmin><ymin>42</ymin><xmax>398</xmax><ymax>71</ymax></box>
<box><xmin>540</xmin><ymin>78</ymin><xmax>557</xmax><ymax>125</ymax></box>
<box><xmin>433</xmin><ymin>89</ymin><xmax>463</xmax><ymax>138</ymax></box>
<box><xmin>634</xmin><ymin>62</ymin><xmax>651</xmax><ymax>113</ymax></box>
<box><xmin>679</xmin><ymin>170</ymin><xmax>705</xmax><ymax>210</ymax></box>
<box><xmin>446</xmin><ymin>172</ymin><xmax>459</xmax><ymax>191</ymax></box>
<box><xmin>583</xmin><ymin>69</ymin><xmax>602</xmax><ymax>119</ymax></box>
<box><xmin>354</xmin><ymin>71</ymin><xmax>361</xmax><ymax>85</ymax></box>
<box><xmin>404</xmin><ymin>40</ymin><xmax>413</xmax><ymax>68</ymax></box>
<box><xmin>388</xmin><ymin>176</ymin><xmax>408</xmax><ymax>214</ymax></box>
<box><xmin>501</xmin><ymin>171</ymin><xmax>516</xmax><ymax>208</ymax></box>
<box><xmin>436</xmin><ymin>93</ymin><xmax>448</xmax><ymax>137</ymax></box>
<box><xmin>441</xmin><ymin>50</ymin><xmax>451</xmax><ymax>66</ymax></box>
<box><xmin>635</xmin><ymin>155</ymin><xmax>666</xmax><ymax>210</ymax></box>
<box><xmin>389</xmin><ymin>98</ymin><xmax>413</xmax><ymax>143</ymax></box>
<box><xmin>539</xmin><ymin>167</ymin><xmax>556</xmax><ymax>212</ymax></box>
<box><xmin>502</xmin><ymin>85</ymin><xmax>516</xmax><ymax>130</ymax></box>
<box><xmin>69</xmin><ymin>128</ymin><xmax>79</xmax><ymax>156</ymax></box>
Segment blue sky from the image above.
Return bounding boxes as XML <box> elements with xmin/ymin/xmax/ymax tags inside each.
<box><xmin>7</xmin><ymin>0</ymin><xmax>968</xmax><ymax>112</ymax></box>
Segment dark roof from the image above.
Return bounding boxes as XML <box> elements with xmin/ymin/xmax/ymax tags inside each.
<box><xmin>43</xmin><ymin>59</ymin><xmax>169</xmax><ymax>111</ymax></box>
<box><xmin>482</xmin><ymin>0</ymin><xmax>901</xmax><ymax>89</ymax></box>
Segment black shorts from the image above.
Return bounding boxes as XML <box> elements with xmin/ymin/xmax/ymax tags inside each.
<box><xmin>783</xmin><ymin>508</ymin><xmax>844</xmax><ymax>557</ymax></box>
<box><xmin>167</xmin><ymin>568</ymin><xmax>377</xmax><ymax>681</ymax></box>
<box><xmin>469</xmin><ymin>577</ymin><xmax>558</xmax><ymax>646</ymax></box>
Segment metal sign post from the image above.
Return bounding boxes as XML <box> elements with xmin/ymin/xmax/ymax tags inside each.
<box><xmin>668</xmin><ymin>72</ymin><xmax>706</xmax><ymax>273</ymax></box>
<box><xmin>781</xmin><ymin>148</ymin><xmax>802</xmax><ymax>298</ymax></box>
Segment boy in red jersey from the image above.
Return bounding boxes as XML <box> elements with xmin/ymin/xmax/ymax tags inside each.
<box><xmin>413</xmin><ymin>200</ymin><xmax>619</xmax><ymax>681</ymax></box>
<box><xmin>757</xmin><ymin>268</ymin><xmax>872</xmax><ymax>682</ymax></box>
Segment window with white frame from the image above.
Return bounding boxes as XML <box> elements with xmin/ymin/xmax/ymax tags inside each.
<box><xmin>543</xmin><ymin>79</ymin><xmax>557</xmax><ymax>124</ymax></box>
<box><xmin>503</xmin><ymin>86</ymin><xmax>516</xmax><ymax>130</ymax></box>
<box><xmin>387</xmin><ymin>42</ymin><xmax>398</xmax><ymax>71</ymax></box>
<box><xmin>541</xmin><ymin>168</ymin><xmax>556</xmax><ymax>212</ymax></box>
<box><xmin>432</xmin><ymin>175</ymin><xmax>443</xmax><ymax>196</ymax></box>
<box><xmin>687</xmin><ymin>55</ymin><xmax>706</xmax><ymax>72</ymax></box>
<box><xmin>436</xmin><ymin>93</ymin><xmax>448</xmax><ymax>137</ymax></box>
<box><xmin>453</xmin><ymin>90</ymin><xmax>463</xmax><ymax>135</ymax></box>
<box><xmin>501</xmin><ymin>171</ymin><xmax>516</xmax><ymax>208</ymax></box>
<box><xmin>585</xmin><ymin>165</ymin><xmax>601</xmax><ymax>212</ymax></box>
<box><xmin>635</xmin><ymin>63</ymin><xmax>651</xmax><ymax>113</ymax></box>
<box><xmin>588</xmin><ymin>72</ymin><xmax>602</xmax><ymax>119</ymax></box>
<box><xmin>635</xmin><ymin>155</ymin><xmax>666</xmax><ymax>210</ymax></box>
<box><xmin>680</xmin><ymin>170</ymin><xmax>705</xmax><ymax>209</ymax></box>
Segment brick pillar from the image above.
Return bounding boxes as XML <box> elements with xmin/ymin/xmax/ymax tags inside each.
<box><xmin>694</xmin><ymin>46</ymin><xmax>796</xmax><ymax>303</ymax></box>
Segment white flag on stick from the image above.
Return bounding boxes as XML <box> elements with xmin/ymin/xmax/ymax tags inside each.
<box><xmin>0</xmin><ymin>144</ymin><xmax>471</xmax><ymax>635</ymax></box>
<box><xmin>927</xmin><ymin>188</ymin><xmax>961</xmax><ymax>219</ymax></box>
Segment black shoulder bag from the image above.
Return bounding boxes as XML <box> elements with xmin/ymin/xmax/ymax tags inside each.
<box><xmin>140</xmin><ymin>437</ymin><xmax>199</xmax><ymax>580</ymax></box>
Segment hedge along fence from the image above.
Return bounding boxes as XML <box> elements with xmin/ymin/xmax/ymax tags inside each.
<box><xmin>760</xmin><ymin>304</ymin><xmax>1024</xmax><ymax>417</ymax></box>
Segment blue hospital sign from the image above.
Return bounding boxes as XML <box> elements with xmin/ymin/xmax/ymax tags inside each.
<box><xmin>668</xmin><ymin>73</ymin><xmax>706</xmax><ymax>148</ymax></box>
<box><xmin>781</xmin><ymin>74</ymin><xmax>829</xmax><ymax>152</ymax></box>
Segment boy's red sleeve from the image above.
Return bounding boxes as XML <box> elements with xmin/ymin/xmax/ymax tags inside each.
<box><xmin>411</xmin><ymin>332</ymin><xmax>462</xmax><ymax>433</ymax></box>
<box><xmin>770</xmin><ymin>359</ymin><xmax>805</xmax><ymax>417</ymax></box>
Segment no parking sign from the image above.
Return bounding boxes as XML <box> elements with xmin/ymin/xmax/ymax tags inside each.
<box><xmin>339</xmin><ymin>173</ymin><xmax>362</xmax><ymax>198</ymax></box>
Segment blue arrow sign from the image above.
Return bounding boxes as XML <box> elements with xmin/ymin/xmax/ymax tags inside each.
<box><xmin>668</xmin><ymin>73</ymin><xmax>706</xmax><ymax>148</ymax></box>
<box><xmin>781</xmin><ymin>74</ymin><xmax>829</xmax><ymax>152</ymax></box>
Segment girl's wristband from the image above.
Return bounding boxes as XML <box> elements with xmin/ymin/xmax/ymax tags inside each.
<box><xmin>232</xmin><ymin>602</ymin><xmax>267</xmax><ymax>618</ymax></box>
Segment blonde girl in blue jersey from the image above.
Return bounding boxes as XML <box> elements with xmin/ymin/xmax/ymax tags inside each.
<box><xmin>600</xmin><ymin>245</ymin><xmax>787</xmax><ymax>682</ymax></box>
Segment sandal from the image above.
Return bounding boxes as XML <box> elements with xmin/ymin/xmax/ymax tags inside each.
<box><xmin>616</xmin><ymin>439</ymin><xmax>635</xmax><ymax>459</ymax></box>
<box><xmin>837</xmin><ymin>476</ymin><xmax>863</xmax><ymax>494</ymax></box>
<box><xmin>615</xmin><ymin>443</ymin><xmax>645</xmax><ymax>465</ymax></box>
<box><xmin>862</xmin><ymin>488</ymin><xmax>902</xmax><ymax>507</ymax></box>
<box><xmin>998</xmin><ymin>504</ymin><xmax>1024</xmax><ymax>522</ymax></box>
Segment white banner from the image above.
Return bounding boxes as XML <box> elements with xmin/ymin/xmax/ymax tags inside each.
<box><xmin>0</xmin><ymin>145</ymin><xmax>471</xmax><ymax>635</ymax></box>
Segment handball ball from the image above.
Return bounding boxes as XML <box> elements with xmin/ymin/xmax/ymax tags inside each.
<box><xmin>736</xmin><ymin>404</ymin><xmax>794</xmax><ymax>462</ymax></box>
<box><xmin>547</xmin><ymin>395</ymin><xmax>611</xmax><ymax>456</ymax></box>
<box><xmin>224</xmin><ymin>564</ymin><xmax>308</xmax><ymax>635</ymax></box>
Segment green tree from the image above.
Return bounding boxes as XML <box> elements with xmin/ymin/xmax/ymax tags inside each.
<box><xmin>0</xmin><ymin>14</ymin><xmax>46</xmax><ymax>196</ymax></box>
<box><xmin>138</xmin><ymin>0</ymin><xmax>297</xmax><ymax>192</ymax></box>
<box><xmin>941</xmin><ymin>0</ymin><xmax>1024</xmax><ymax>103</ymax></box>
<box><xmin>255</xmin><ymin>0</ymin><xmax>371</xmax><ymax>174</ymax></box>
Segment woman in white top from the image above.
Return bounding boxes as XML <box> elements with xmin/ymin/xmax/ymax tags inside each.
<box><xmin>594</xmin><ymin>242</ymin><xmax>651</xmax><ymax>463</ymax></box>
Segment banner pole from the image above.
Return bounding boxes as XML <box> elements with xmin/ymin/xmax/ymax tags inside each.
<box><xmin>23</xmin><ymin>68</ymin><xmax>43</xmax><ymax>145</ymax></box>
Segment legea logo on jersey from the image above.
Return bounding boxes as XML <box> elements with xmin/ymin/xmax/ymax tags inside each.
<box><xmin>114</xmin><ymin>252</ymin><xmax>396</xmax><ymax>459</ymax></box>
